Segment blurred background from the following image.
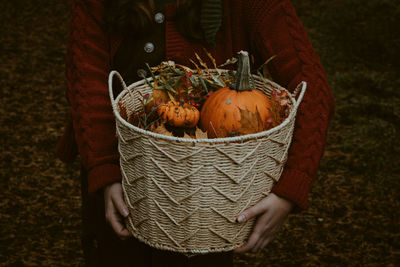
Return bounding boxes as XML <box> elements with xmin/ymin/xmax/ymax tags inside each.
<box><xmin>1</xmin><ymin>0</ymin><xmax>399</xmax><ymax>266</ymax></box>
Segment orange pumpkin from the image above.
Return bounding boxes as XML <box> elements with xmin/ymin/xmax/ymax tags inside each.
<box><xmin>200</xmin><ymin>51</ymin><xmax>272</xmax><ymax>138</ymax></box>
<box><xmin>158</xmin><ymin>100</ymin><xmax>200</xmax><ymax>128</ymax></box>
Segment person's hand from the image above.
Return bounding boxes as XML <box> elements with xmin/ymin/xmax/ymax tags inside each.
<box><xmin>104</xmin><ymin>182</ymin><xmax>131</xmax><ymax>239</ymax></box>
<box><xmin>234</xmin><ymin>193</ymin><xmax>293</xmax><ymax>253</ymax></box>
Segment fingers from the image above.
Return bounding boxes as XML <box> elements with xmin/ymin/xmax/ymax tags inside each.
<box><xmin>234</xmin><ymin>217</ymin><xmax>267</xmax><ymax>253</ymax></box>
<box><xmin>235</xmin><ymin>195</ymin><xmax>281</xmax><ymax>253</ymax></box>
<box><xmin>106</xmin><ymin>204</ymin><xmax>131</xmax><ymax>239</ymax></box>
<box><xmin>109</xmin><ymin>188</ymin><xmax>131</xmax><ymax>238</ymax></box>
<box><xmin>104</xmin><ymin>182</ymin><xmax>131</xmax><ymax>239</ymax></box>
<box><xmin>111</xmin><ymin>188</ymin><xmax>129</xmax><ymax>218</ymax></box>
<box><xmin>235</xmin><ymin>226</ymin><xmax>276</xmax><ymax>253</ymax></box>
<box><xmin>236</xmin><ymin>197</ymin><xmax>269</xmax><ymax>223</ymax></box>
<box><xmin>234</xmin><ymin>234</ymin><xmax>258</xmax><ymax>253</ymax></box>
<box><xmin>261</xmin><ymin>236</ymin><xmax>274</xmax><ymax>250</ymax></box>
<box><xmin>252</xmin><ymin>232</ymin><xmax>275</xmax><ymax>252</ymax></box>
<box><xmin>251</xmin><ymin>238</ymin><xmax>264</xmax><ymax>253</ymax></box>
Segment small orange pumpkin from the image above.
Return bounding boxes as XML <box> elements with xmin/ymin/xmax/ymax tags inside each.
<box><xmin>200</xmin><ymin>51</ymin><xmax>272</xmax><ymax>138</ymax></box>
<box><xmin>158</xmin><ymin>100</ymin><xmax>200</xmax><ymax>128</ymax></box>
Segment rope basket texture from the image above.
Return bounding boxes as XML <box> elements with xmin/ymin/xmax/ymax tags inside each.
<box><xmin>108</xmin><ymin>69</ymin><xmax>306</xmax><ymax>254</ymax></box>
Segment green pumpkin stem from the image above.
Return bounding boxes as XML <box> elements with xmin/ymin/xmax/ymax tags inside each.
<box><xmin>231</xmin><ymin>51</ymin><xmax>252</xmax><ymax>91</ymax></box>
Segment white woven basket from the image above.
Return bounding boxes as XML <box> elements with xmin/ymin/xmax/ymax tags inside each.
<box><xmin>108</xmin><ymin>70</ymin><xmax>306</xmax><ymax>254</ymax></box>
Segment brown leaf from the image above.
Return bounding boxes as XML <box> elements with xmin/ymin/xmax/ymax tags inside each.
<box><xmin>153</xmin><ymin>88</ymin><xmax>169</xmax><ymax>104</ymax></box>
<box><xmin>127</xmin><ymin>112</ymin><xmax>141</xmax><ymax>127</ymax></box>
<box><xmin>195</xmin><ymin>52</ymin><xmax>210</xmax><ymax>72</ymax></box>
<box><xmin>267</xmin><ymin>89</ymin><xmax>291</xmax><ymax>128</ymax></box>
<box><xmin>203</xmin><ymin>48</ymin><xmax>218</xmax><ymax>70</ymax></box>
<box><xmin>238</xmin><ymin>107</ymin><xmax>265</xmax><ymax>135</ymax></box>
<box><xmin>268</xmin><ymin>100</ymin><xmax>281</xmax><ymax>127</ymax></box>
<box><xmin>257</xmin><ymin>55</ymin><xmax>276</xmax><ymax>79</ymax></box>
<box><xmin>118</xmin><ymin>102</ymin><xmax>128</xmax><ymax>121</ymax></box>
<box><xmin>218</xmin><ymin>57</ymin><xmax>238</xmax><ymax>67</ymax></box>
<box><xmin>190</xmin><ymin>59</ymin><xmax>203</xmax><ymax>75</ymax></box>
<box><xmin>183</xmin><ymin>132</ymin><xmax>193</xmax><ymax>139</ymax></box>
<box><xmin>195</xmin><ymin>127</ymin><xmax>208</xmax><ymax>139</ymax></box>
<box><xmin>153</xmin><ymin>123</ymin><xmax>173</xmax><ymax>136</ymax></box>
<box><xmin>145</xmin><ymin>89</ymin><xmax>169</xmax><ymax>114</ymax></box>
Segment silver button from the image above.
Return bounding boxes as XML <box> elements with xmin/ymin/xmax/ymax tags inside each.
<box><xmin>144</xmin><ymin>42</ymin><xmax>155</xmax><ymax>53</ymax></box>
<box><xmin>137</xmin><ymin>69</ymin><xmax>147</xmax><ymax>78</ymax></box>
<box><xmin>154</xmin><ymin>12</ymin><xmax>165</xmax><ymax>24</ymax></box>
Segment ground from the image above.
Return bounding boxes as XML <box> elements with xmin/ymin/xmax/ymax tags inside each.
<box><xmin>0</xmin><ymin>0</ymin><xmax>399</xmax><ymax>266</ymax></box>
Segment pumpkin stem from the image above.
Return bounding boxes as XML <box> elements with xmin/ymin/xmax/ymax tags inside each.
<box><xmin>231</xmin><ymin>51</ymin><xmax>252</xmax><ymax>91</ymax></box>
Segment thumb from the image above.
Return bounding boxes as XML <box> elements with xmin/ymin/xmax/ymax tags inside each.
<box><xmin>111</xmin><ymin>189</ymin><xmax>130</xmax><ymax>218</ymax></box>
<box><xmin>236</xmin><ymin>197</ymin><xmax>269</xmax><ymax>223</ymax></box>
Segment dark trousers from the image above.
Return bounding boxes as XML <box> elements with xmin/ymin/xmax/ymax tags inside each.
<box><xmin>80</xmin><ymin>169</ymin><xmax>233</xmax><ymax>267</ymax></box>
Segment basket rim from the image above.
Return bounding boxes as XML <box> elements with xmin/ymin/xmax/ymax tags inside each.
<box><xmin>112</xmin><ymin>71</ymin><xmax>305</xmax><ymax>144</ymax></box>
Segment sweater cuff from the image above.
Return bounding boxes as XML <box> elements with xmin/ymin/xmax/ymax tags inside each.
<box><xmin>88</xmin><ymin>163</ymin><xmax>122</xmax><ymax>194</ymax></box>
<box><xmin>271</xmin><ymin>169</ymin><xmax>312</xmax><ymax>211</ymax></box>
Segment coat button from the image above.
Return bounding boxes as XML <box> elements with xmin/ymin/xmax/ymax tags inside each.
<box><xmin>154</xmin><ymin>12</ymin><xmax>164</xmax><ymax>24</ymax></box>
<box><xmin>137</xmin><ymin>69</ymin><xmax>147</xmax><ymax>78</ymax></box>
<box><xmin>144</xmin><ymin>42</ymin><xmax>155</xmax><ymax>53</ymax></box>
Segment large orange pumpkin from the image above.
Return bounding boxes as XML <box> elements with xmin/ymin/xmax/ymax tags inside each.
<box><xmin>200</xmin><ymin>51</ymin><xmax>272</xmax><ymax>138</ymax></box>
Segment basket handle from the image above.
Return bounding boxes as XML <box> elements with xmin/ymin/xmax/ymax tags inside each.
<box><xmin>292</xmin><ymin>81</ymin><xmax>307</xmax><ymax>110</ymax></box>
<box><xmin>109</xmin><ymin>70</ymin><xmax>127</xmax><ymax>106</ymax></box>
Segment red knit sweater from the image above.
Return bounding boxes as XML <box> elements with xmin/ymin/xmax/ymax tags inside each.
<box><xmin>57</xmin><ymin>0</ymin><xmax>335</xmax><ymax>210</ymax></box>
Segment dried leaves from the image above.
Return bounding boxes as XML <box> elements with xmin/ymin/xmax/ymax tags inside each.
<box><xmin>194</xmin><ymin>127</ymin><xmax>208</xmax><ymax>139</ymax></box>
<box><xmin>118</xmin><ymin>52</ymin><xmax>291</xmax><ymax>139</ymax></box>
<box><xmin>257</xmin><ymin>55</ymin><xmax>276</xmax><ymax>80</ymax></box>
<box><xmin>153</xmin><ymin>123</ymin><xmax>173</xmax><ymax>136</ymax></box>
<box><xmin>238</xmin><ymin>107</ymin><xmax>266</xmax><ymax>136</ymax></box>
<box><xmin>153</xmin><ymin>124</ymin><xmax>208</xmax><ymax>139</ymax></box>
<box><xmin>268</xmin><ymin>90</ymin><xmax>291</xmax><ymax>127</ymax></box>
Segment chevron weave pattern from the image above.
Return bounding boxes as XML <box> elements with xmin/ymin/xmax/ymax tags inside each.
<box><xmin>109</xmin><ymin>70</ymin><xmax>306</xmax><ymax>253</ymax></box>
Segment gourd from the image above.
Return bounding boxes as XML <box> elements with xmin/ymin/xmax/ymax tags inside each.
<box><xmin>200</xmin><ymin>51</ymin><xmax>272</xmax><ymax>138</ymax></box>
<box><xmin>158</xmin><ymin>100</ymin><xmax>200</xmax><ymax>128</ymax></box>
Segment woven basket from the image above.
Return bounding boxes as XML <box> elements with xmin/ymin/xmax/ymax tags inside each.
<box><xmin>108</xmin><ymin>70</ymin><xmax>306</xmax><ymax>254</ymax></box>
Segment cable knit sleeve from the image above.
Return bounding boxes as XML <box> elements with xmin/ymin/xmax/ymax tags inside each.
<box><xmin>67</xmin><ymin>0</ymin><xmax>121</xmax><ymax>193</ymax></box>
<box><xmin>244</xmin><ymin>0</ymin><xmax>335</xmax><ymax>209</ymax></box>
